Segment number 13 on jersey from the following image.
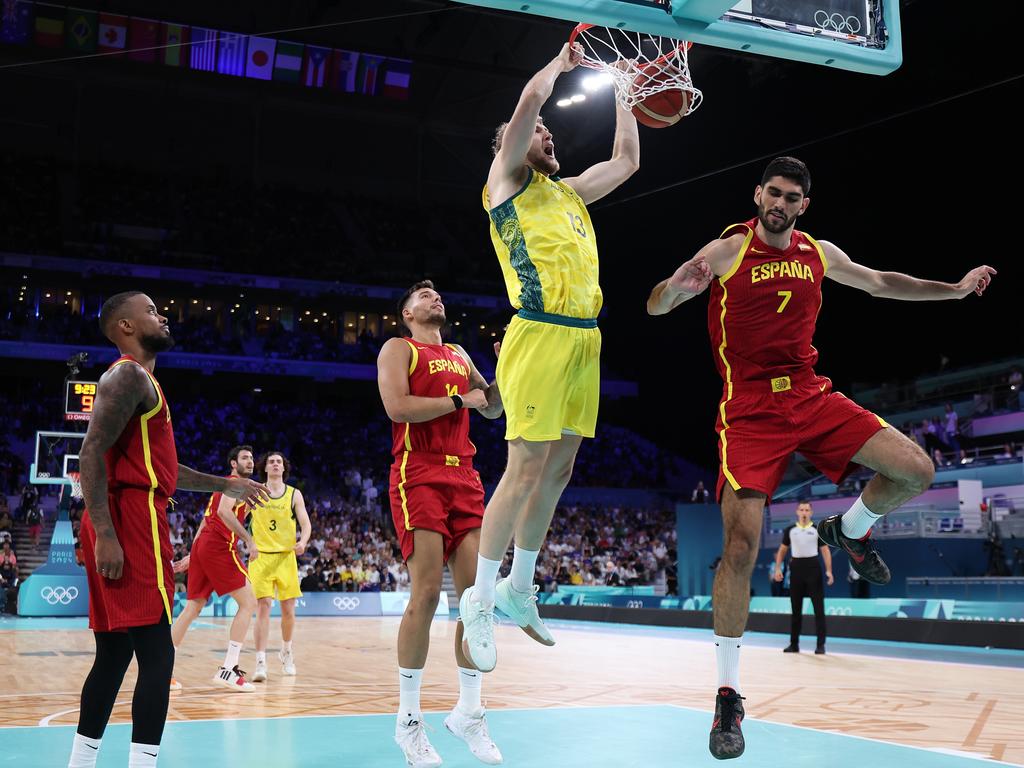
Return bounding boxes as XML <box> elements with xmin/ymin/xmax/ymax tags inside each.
<box><xmin>566</xmin><ymin>212</ymin><xmax>587</xmax><ymax>238</ymax></box>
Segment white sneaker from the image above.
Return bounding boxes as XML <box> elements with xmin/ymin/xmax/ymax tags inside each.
<box><xmin>494</xmin><ymin>578</ymin><xmax>555</xmax><ymax>646</ymax></box>
<box><xmin>169</xmin><ymin>678</ymin><xmax>182</xmax><ymax>692</ymax></box>
<box><xmin>445</xmin><ymin>706</ymin><xmax>503</xmax><ymax>765</ymax></box>
<box><xmin>459</xmin><ymin>587</ymin><xmax>497</xmax><ymax>673</ymax></box>
<box><xmin>252</xmin><ymin>659</ymin><xmax>267</xmax><ymax>683</ymax></box>
<box><xmin>279</xmin><ymin>648</ymin><xmax>296</xmax><ymax>676</ymax></box>
<box><xmin>212</xmin><ymin>665</ymin><xmax>255</xmax><ymax>692</ymax></box>
<box><xmin>395</xmin><ymin>717</ymin><xmax>443</xmax><ymax>767</ymax></box>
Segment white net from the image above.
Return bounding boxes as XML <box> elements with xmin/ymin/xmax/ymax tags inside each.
<box><xmin>570</xmin><ymin>23</ymin><xmax>702</xmax><ymax>115</ymax></box>
<box><xmin>67</xmin><ymin>471</ymin><xmax>83</xmax><ymax>501</ymax></box>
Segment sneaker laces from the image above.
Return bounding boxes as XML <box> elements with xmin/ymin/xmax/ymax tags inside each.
<box><xmin>717</xmin><ymin>690</ymin><xmax>745</xmax><ymax>734</ymax></box>
<box><xmin>233</xmin><ymin>666</ymin><xmax>247</xmax><ymax>679</ymax></box>
<box><xmin>404</xmin><ymin>719</ymin><xmax>437</xmax><ymax>757</ymax></box>
<box><xmin>460</xmin><ymin>708</ymin><xmax>491</xmax><ymax>743</ymax></box>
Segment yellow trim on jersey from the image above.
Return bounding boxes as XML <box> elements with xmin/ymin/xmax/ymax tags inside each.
<box><xmin>403</xmin><ymin>422</ymin><xmax>412</xmax><ymax>452</ymax></box>
<box><xmin>803</xmin><ymin>232</ymin><xmax>828</xmax><ymax>275</ymax></box>
<box><xmin>404</xmin><ymin>338</ymin><xmax>419</xmax><ymax>375</ymax></box>
<box><xmin>228</xmin><ymin>533</ymin><xmax>248</xmax><ymax>578</ymax></box>
<box><xmin>398</xmin><ymin>450</ymin><xmax>413</xmax><ymax>531</ymax></box>
<box><xmin>717</xmin><ymin>229</ymin><xmax>754</xmax><ymax>492</ymax></box>
<box><xmin>137</xmin><ymin>368</ymin><xmax>173</xmax><ymax>624</ymax></box>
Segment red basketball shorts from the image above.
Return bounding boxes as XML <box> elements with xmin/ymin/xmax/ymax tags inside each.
<box><xmin>389</xmin><ymin>456</ymin><xmax>485</xmax><ymax>563</ymax></box>
<box><xmin>716</xmin><ymin>372</ymin><xmax>887</xmax><ymax>503</ymax></box>
<box><xmin>81</xmin><ymin>487</ymin><xmax>175</xmax><ymax>632</ymax></box>
<box><xmin>185</xmin><ymin>531</ymin><xmax>248</xmax><ymax>601</ymax></box>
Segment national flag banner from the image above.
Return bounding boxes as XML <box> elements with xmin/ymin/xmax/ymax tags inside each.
<box><xmin>127</xmin><ymin>17</ymin><xmax>158</xmax><ymax>63</ymax></box>
<box><xmin>328</xmin><ymin>48</ymin><xmax>358</xmax><ymax>92</ymax></box>
<box><xmin>301</xmin><ymin>44</ymin><xmax>330</xmax><ymax>88</ymax></box>
<box><xmin>63</xmin><ymin>6</ymin><xmax>94</xmax><ymax>52</ymax></box>
<box><xmin>244</xmin><ymin>34</ymin><xmax>275</xmax><ymax>79</ymax></box>
<box><xmin>33</xmin><ymin>2</ymin><xmax>65</xmax><ymax>49</ymax></box>
<box><xmin>216</xmin><ymin>31</ymin><xmax>247</xmax><ymax>76</ymax></box>
<box><xmin>189</xmin><ymin>25</ymin><xmax>217</xmax><ymax>72</ymax></box>
<box><xmin>357</xmin><ymin>54</ymin><xmax>384</xmax><ymax>96</ymax></box>
<box><xmin>272</xmin><ymin>40</ymin><xmax>303</xmax><ymax>83</ymax></box>
<box><xmin>1</xmin><ymin>0</ymin><xmax>33</xmax><ymax>45</ymax></box>
<box><xmin>381</xmin><ymin>58</ymin><xmax>412</xmax><ymax>101</ymax></box>
<box><xmin>96</xmin><ymin>12</ymin><xmax>126</xmax><ymax>53</ymax></box>
<box><xmin>160</xmin><ymin>22</ymin><xmax>188</xmax><ymax>68</ymax></box>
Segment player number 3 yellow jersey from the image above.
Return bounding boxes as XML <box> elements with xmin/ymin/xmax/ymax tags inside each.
<box><xmin>250</xmin><ymin>485</ymin><xmax>297</xmax><ymax>554</ymax></box>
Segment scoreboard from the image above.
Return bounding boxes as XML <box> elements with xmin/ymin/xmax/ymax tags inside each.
<box><xmin>65</xmin><ymin>380</ymin><xmax>97</xmax><ymax>421</ymax></box>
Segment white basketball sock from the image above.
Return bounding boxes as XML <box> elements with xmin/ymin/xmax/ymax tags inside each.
<box><xmin>282</xmin><ymin>640</ymin><xmax>293</xmax><ymax>653</ymax></box>
<box><xmin>510</xmin><ymin>545</ymin><xmax>540</xmax><ymax>593</ymax></box>
<box><xmin>128</xmin><ymin>742</ymin><xmax>160</xmax><ymax>767</ymax></box>
<box><xmin>841</xmin><ymin>495</ymin><xmax>883</xmax><ymax>539</ymax></box>
<box><xmin>457</xmin><ymin>666</ymin><xmax>483</xmax><ymax>713</ymax></box>
<box><xmin>473</xmin><ymin>554</ymin><xmax>502</xmax><ymax>609</ymax></box>
<box><xmin>256</xmin><ymin>651</ymin><xmax>266</xmax><ymax>665</ymax></box>
<box><xmin>714</xmin><ymin>634</ymin><xmax>742</xmax><ymax>693</ymax></box>
<box><xmin>398</xmin><ymin>667</ymin><xmax>423</xmax><ymax>723</ymax></box>
<box><xmin>223</xmin><ymin>640</ymin><xmax>242</xmax><ymax>670</ymax></box>
<box><xmin>68</xmin><ymin>733</ymin><xmax>101</xmax><ymax>768</ymax></box>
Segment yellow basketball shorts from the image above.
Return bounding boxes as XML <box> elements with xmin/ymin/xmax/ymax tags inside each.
<box><xmin>248</xmin><ymin>551</ymin><xmax>302</xmax><ymax>601</ymax></box>
<box><xmin>497</xmin><ymin>311</ymin><xmax>601</xmax><ymax>442</ymax></box>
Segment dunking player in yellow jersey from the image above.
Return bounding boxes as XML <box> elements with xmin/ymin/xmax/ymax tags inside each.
<box><xmin>461</xmin><ymin>42</ymin><xmax>640</xmax><ymax>672</ymax></box>
<box><xmin>249</xmin><ymin>451</ymin><xmax>311</xmax><ymax>682</ymax></box>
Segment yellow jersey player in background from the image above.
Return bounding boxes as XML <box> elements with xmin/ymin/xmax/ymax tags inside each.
<box><xmin>249</xmin><ymin>450</ymin><xmax>311</xmax><ymax>683</ymax></box>
<box><xmin>461</xmin><ymin>41</ymin><xmax>640</xmax><ymax>672</ymax></box>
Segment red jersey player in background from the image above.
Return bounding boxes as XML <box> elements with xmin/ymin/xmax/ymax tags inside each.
<box><xmin>69</xmin><ymin>291</ymin><xmax>269</xmax><ymax>768</ymax></box>
<box><xmin>377</xmin><ymin>280</ymin><xmax>504</xmax><ymax>767</ymax></box>
<box><xmin>169</xmin><ymin>444</ymin><xmax>260</xmax><ymax>692</ymax></box>
<box><xmin>647</xmin><ymin>157</ymin><xmax>996</xmax><ymax>760</ymax></box>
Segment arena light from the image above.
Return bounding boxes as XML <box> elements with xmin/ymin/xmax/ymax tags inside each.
<box><xmin>454</xmin><ymin>321</ymin><xmax>460</xmax><ymax>326</ymax></box>
<box><xmin>582</xmin><ymin>72</ymin><xmax>614</xmax><ymax>91</ymax></box>
<box><xmin>170</xmin><ymin>299</ymin><xmax>175</xmax><ymax>304</ymax></box>
<box><xmin>235</xmin><ymin>303</ymin><xmax>240</xmax><ymax>308</ymax></box>
<box><xmin>359</xmin><ymin>314</ymin><xmax>365</xmax><ymax>320</ymax></box>
<box><xmin>66</xmin><ymin>291</ymin><xmax>72</xmax><ymax>296</ymax></box>
<box><xmin>192</xmin><ymin>299</ymin><xmax>198</xmax><ymax>304</ymax></box>
<box><xmin>45</xmin><ymin>292</ymin><xmax>51</xmax><ymax>298</ymax></box>
<box><xmin>479</xmin><ymin>324</ymin><xmax>485</xmax><ymax>330</ymax></box>
<box><xmin>571</xmin><ymin>93</ymin><xmax>586</xmax><ymax>103</ymax></box>
<box><xmin>556</xmin><ymin>98</ymin><xmax>572</xmax><ymax>107</ymax></box>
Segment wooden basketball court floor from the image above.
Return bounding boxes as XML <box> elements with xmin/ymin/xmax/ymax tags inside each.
<box><xmin>1</xmin><ymin>614</ymin><xmax>1022</xmax><ymax>767</ymax></box>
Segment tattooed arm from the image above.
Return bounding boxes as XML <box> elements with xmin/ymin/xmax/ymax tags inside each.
<box><xmin>79</xmin><ymin>362</ymin><xmax>156</xmax><ymax>580</ymax></box>
<box><xmin>176</xmin><ymin>465</ymin><xmax>270</xmax><ymax>507</ymax></box>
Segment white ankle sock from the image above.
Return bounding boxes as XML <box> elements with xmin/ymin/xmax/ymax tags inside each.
<box><xmin>282</xmin><ymin>640</ymin><xmax>293</xmax><ymax>653</ymax></box>
<box><xmin>223</xmin><ymin>640</ymin><xmax>242</xmax><ymax>670</ymax></box>
<box><xmin>509</xmin><ymin>545</ymin><xmax>539</xmax><ymax>592</ymax></box>
<box><xmin>714</xmin><ymin>634</ymin><xmax>742</xmax><ymax>692</ymax></box>
<box><xmin>473</xmin><ymin>555</ymin><xmax>502</xmax><ymax>608</ymax></box>
<box><xmin>128</xmin><ymin>742</ymin><xmax>160</xmax><ymax>767</ymax></box>
<box><xmin>398</xmin><ymin>667</ymin><xmax>423</xmax><ymax>723</ymax></box>
<box><xmin>68</xmin><ymin>733</ymin><xmax>101</xmax><ymax>768</ymax></box>
<box><xmin>841</xmin><ymin>495</ymin><xmax>883</xmax><ymax>539</ymax></box>
<box><xmin>457</xmin><ymin>666</ymin><xmax>482</xmax><ymax>713</ymax></box>
<box><xmin>256</xmin><ymin>651</ymin><xmax>266</xmax><ymax>665</ymax></box>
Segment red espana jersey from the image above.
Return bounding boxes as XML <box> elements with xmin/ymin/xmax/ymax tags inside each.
<box><xmin>708</xmin><ymin>218</ymin><xmax>828</xmax><ymax>384</ymax></box>
<box><xmin>104</xmin><ymin>356</ymin><xmax>178</xmax><ymax>497</ymax></box>
<box><xmin>201</xmin><ymin>476</ymin><xmax>246</xmax><ymax>544</ymax></box>
<box><xmin>391</xmin><ymin>340</ymin><xmax>476</xmax><ymax>460</ymax></box>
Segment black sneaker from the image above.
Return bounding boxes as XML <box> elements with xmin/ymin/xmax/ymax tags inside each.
<box><xmin>815</xmin><ymin>645</ymin><xmax>826</xmax><ymax>655</ymax></box>
<box><xmin>783</xmin><ymin>644</ymin><xmax>799</xmax><ymax>653</ymax></box>
<box><xmin>709</xmin><ymin>686</ymin><xmax>746</xmax><ymax>760</ymax></box>
<box><xmin>817</xmin><ymin>515</ymin><xmax>891</xmax><ymax>585</ymax></box>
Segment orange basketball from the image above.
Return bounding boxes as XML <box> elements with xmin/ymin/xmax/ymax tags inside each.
<box><xmin>630</xmin><ymin>61</ymin><xmax>690</xmax><ymax>128</ymax></box>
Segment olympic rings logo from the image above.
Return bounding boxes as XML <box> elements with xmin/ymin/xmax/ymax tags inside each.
<box><xmin>41</xmin><ymin>586</ymin><xmax>80</xmax><ymax>605</ymax></box>
<box><xmin>814</xmin><ymin>10</ymin><xmax>862</xmax><ymax>34</ymax></box>
<box><xmin>333</xmin><ymin>597</ymin><xmax>361</xmax><ymax>611</ymax></box>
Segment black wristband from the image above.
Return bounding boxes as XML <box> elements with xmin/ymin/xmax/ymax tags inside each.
<box><xmin>451</xmin><ymin>394</ymin><xmax>464</xmax><ymax>410</ymax></box>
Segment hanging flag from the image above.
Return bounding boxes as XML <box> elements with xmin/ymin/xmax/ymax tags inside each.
<box><xmin>96</xmin><ymin>12</ymin><xmax>126</xmax><ymax>53</ymax></box>
<box><xmin>272</xmin><ymin>40</ymin><xmax>303</xmax><ymax>83</ymax></box>
<box><xmin>328</xmin><ymin>49</ymin><xmax>358</xmax><ymax>92</ymax></box>
<box><xmin>245</xmin><ymin>35</ymin><xmax>275</xmax><ymax>80</ymax></box>
<box><xmin>63</xmin><ymin>6</ymin><xmax>93</xmax><ymax>51</ymax></box>
<box><xmin>357</xmin><ymin>54</ymin><xmax>385</xmax><ymax>96</ymax></box>
<box><xmin>381</xmin><ymin>58</ymin><xmax>412</xmax><ymax>100</ymax></box>
<box><xmin>189</xmin><ymin>25</ymin><xmax>217</xmax><ymax>72</ymax></box>
<box><xmin>216</xmin><ymin>31</ymin><xmax>246</xmax><ymax>76</ymax></box>
<box><xmin>301</xmin><ymin>44</ymin><xmax>330</xmax><ymax>88</ymax></box>
<box><xmin>33</xmin><ymin>2</ymin><xmax>64</xmax><ymax>49</ymax></box>
<box><xmin>160</xmin><ymin>22</ymin><xmax>188</xmax><ymax>68</ymax></box>
<box><xmin>1</xmin><ymin>0</ymin><xmax>33</xmax><ymax>45</ymax></box>
<box><xmin>127</xmin><ymin>17</ymin><xmax>158</xmax><ymax>63</ymax></box>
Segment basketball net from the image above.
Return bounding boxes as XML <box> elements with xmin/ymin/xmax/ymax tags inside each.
<box><xmin>569</xmin><ymin>24</ymin><xmax>702</xmax><ymax>115</ymax></box>
<box><xmin>66</xmin><ymin>471</ymin><xmax>83</xmax><ymax>501</ymax></box>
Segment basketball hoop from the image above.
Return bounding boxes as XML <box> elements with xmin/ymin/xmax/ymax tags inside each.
<box><xmin>569</xmin><ymin>23</ymin><xmax>702</xmax><ymax>115</ymax></box>
<box><xmin>66</xmin><ymin>471</ymin><xmax>83</xmax><ymax>501</ymax></box>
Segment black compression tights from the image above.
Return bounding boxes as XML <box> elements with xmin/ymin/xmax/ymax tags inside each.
<box><xmin>77</xmin><ymin>621</ymin><xmax>175</xmax><ymax>745</ymax></box>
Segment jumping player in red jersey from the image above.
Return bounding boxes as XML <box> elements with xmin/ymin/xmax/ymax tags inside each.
<box><xmin>647</xmin><ymin>157</ymin><xmax>996</xmax><ymax>760</ymax></box>
<box><xmin>68</xmin><ymin>292</ymin><xmax>269</xmax><ymax>768</ymax></box>
<box><xmin>169</xmin><ymin>444</ymin><xmax>260</xmax><ymax>693</ymax></box>
<box><xmin>377</xmin><ymin>280</ymin><xmax>504</xmax><ymax>767</ymax></box>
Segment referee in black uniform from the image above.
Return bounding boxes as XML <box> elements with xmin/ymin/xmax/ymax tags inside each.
<box><xmin>773</xmin><ymin>501</ymin><xmax>833</xmax><ymax>654</ymax></box>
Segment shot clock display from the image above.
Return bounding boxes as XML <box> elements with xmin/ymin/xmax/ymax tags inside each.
<box><xmin>65</xmin><ymin>380</ymin><xmax>98</xmax><ymax>421</ymax></box>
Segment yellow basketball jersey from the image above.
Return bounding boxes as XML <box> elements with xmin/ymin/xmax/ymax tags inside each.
<box><xmin>483</xmin><ymin>169</ymin><xmax>602</xmax><ymax>320</ymax></box>
<box><xmin>250</xmin><ymin>485</ymin><xmax>297</xmax><ymax>554</ymax></box>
